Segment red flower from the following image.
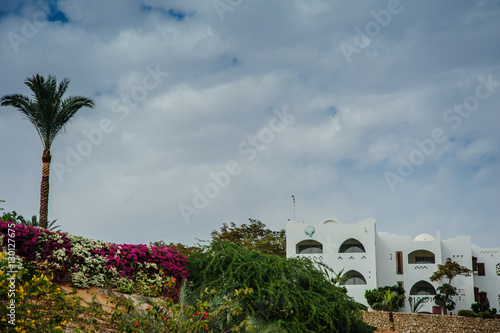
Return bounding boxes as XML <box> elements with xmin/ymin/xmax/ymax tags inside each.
<box><xmin>134</xmin><ymin>322</ymin><xmax>139</xmax><ymax>327</ymax></box>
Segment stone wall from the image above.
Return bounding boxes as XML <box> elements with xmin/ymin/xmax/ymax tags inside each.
<box><xmin>362</xmin><ymin>311</ymin><xmax>500</xmax><ymax>333</ymax></box>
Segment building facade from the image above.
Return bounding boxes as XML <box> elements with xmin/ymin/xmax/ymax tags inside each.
<box><xmin>286</xmin><ymin>218</ymin><xmax>500</xmax><ymax>314</ymax></box>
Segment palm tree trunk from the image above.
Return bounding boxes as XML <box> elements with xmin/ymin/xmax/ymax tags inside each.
<box><xmin>389</xmin><ymin>311</ymin><xmax>395</xmax><ymax>331</ymax></box>
<box><xmin>39</xmin><ymin>149</ymin><xmax>51</xmax><ymax>229</ymax></box>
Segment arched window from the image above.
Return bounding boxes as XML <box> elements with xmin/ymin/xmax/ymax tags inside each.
<box><xmin>339</xmin><ymin>238</ymin><xmax>366</xmax><ymax>253</ymax></box>
<box><xmin>296</xmin><ymin>240</ymin><xmax>323</xmax><ymax>254</ymax></box>
<box><xmin>410</xmin><ymin>281</ymin><xmax>436</xmax><ymax>296</ymax></box>
<box><xmin>408</xmin><ymin>250</ymin><xmax>435</xmax><ymax>264</ymax></box>
<box><xmin>344</xmin><ymin>270</ymin><xmax>367</xmax><ymax>285</ymax></box>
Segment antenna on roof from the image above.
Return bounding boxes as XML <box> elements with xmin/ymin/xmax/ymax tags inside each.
<box><xmin>291</xmin><ymin>195</ymin><xmax>295</xmax><ymax>221</ymax></box>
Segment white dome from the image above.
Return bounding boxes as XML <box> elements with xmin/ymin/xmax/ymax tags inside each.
<box><xmin>322</xmin><ymin>218</ymin><xmax>342</xmax><ymax>224</ymax></box>
<box><xmin>414</xmin><ymin>233</ymin><xmax>435</xmax><ymax>241</ymax></box>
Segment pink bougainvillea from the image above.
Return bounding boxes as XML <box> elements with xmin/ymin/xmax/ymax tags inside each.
<box><xmin>0</xmin><ymin>220</ymin><xmax>188</xmax><ymax>298</ymax></box>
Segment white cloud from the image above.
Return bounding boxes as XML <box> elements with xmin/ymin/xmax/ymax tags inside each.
<box><xmin>0</xmin><ymin>0</ymin><xmax>499</xmax><ymax>247</ymax></box>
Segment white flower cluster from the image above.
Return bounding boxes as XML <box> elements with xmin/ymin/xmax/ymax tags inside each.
<box><xmin>0</xmin><ymin>251</ymin><xmax>24</xmax><ymax>272</ymax></box>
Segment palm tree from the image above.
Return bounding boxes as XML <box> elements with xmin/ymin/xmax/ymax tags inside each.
<box><xmin>408</xmin><ymin>296</ymin><xmax>428</xmax><ymax>313</ymax></box>
<box><xmin>372</xmin><ymin>290</ymin><xmax>405</xmax><ymax>332</ymax></box>
<box><xmin>1</xmin><ymin>74</ymin><xmax>94</xmax><ymax>229</ymax></box>
<box><xmin>25</xmin><ymin>215</ymin><xmax>61</xmax><ymax>232</ymax></box>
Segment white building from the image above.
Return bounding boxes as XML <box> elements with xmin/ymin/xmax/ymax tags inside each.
<box><xmin>286</xmin><ymin>218</ymin><xmax>500</xmax><ymax>314</ymax></box>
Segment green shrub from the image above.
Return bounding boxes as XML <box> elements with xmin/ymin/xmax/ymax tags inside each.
<box><xmin>0</xmin><ymin>252</ymin><xmax>105</xmax><ymax>332</ymax></box>
<box><xmin>108</xmin><ymin>282</ymin><xmax>264</xmax><ymax>332</ymax></box>
<box><xmin>189</xmin><ymin>241</ymin><xmax>375</xmax><ymax>333</ymax></box>
<box><xmin>365</xmin><ymin>285</ymin><xmax>405</xmax><ymax>310</ymax></box>
<box><xmin>471</xmin><ymin>302</ymin><xmax>490</xmax><ymax>314</ymax></box>
<box><xmin>457</xmin><ymin>310</ymin><xmax>477</xmax><ymax>317</ymax></box>
<box><xmin>116</xmin><ymin>277</ymin><xmax>135</xmax><ymax>294</ymax></box>
<box><xmin>478</xmin><ymin>311</ymin><xmax>495</xmax><ymax>319</ymax></box>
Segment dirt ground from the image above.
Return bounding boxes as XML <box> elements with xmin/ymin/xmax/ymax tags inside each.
<box><xmin>59</xmin><ymin>284</ymin><xmax>116</xmax><ymax>311</ymax></box>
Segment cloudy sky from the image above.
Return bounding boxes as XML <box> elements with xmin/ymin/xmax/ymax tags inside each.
<box><xmin>0</xmin><ymin>0</ymin><xmax>499</xmax><ymax>248</ymax></box>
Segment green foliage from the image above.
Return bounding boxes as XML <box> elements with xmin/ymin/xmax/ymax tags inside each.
<box><xmin>371</xmin><ymin>290</ymin><xmax>405</xmax><ymax>312</ymax></box>
<box><xmin>365</xmin><ymin>285</ymin><xmax>405</xmax><ymax>310</ymax></box>
<box><xmin>1</xmin><ymin>74</ymin><xmax>95</xmax><ymax>150</ymax></box>
<box><xmin>210</xmin><ymin>219</ymin><xmax>286</xmax><ymax>257</ymax></box>
<box><xmin>457</xmin><ymin>310</ymin><xmax>477</xmax><ymax>317</ymax></box>
<box><xmin>316</xmin><ymin>264</ymin><xmax>348</xmax><ymax>287</ymax></box>
<box><xmin>150</xmin><ymin>240</ymin><xmax>200</xmax><ymax>258</ymax></box>
<box><xmin>471</xmin><ymin>302</ymin><xmax>490</xmax><ymax>314</ymax></box>
<box><xmin>430</xmin><ymin>258</ymin><xmax>472</xmax><ymax>284</ymax></box>
<box><xmin>24</xmin><ymin>215</ymin><xmax>61</xmax><ymax>232</ymax></box>
<box><xmin>433</xmin><ymin>283</ymin><xmax>458</xmax><ymax>313</ymax></box>
<box><xmin>408</xmin><ymin>296</ymin><xmax>429</xmax><ymax>313</ymax></box>
<box><xmin>0</xmin><ymin>211</ymin><xmax>26</xmax><ymax>224</ymax></box>
<box><xmin>0</xmin><ymin>252</ymin><xmax>105</xmax><ymax>332</ymax></box>
<box><xmin>478</xmin><ymin>311</ymin><xmax>495</xmax><ymax>319</ymax></box>
<box><xmin>108</xmin><ymin>281</ymin><xmax>262</xmax><ymax>332</ymax></box>
<box><xmin>471</xmin><ymin>302</ymin><xmax>497</xmax><ymax>319</ymax></box>
<box><xmin>116</xmin><ymin>277</ymin><xmax>136</xmax><ymax>294</ymax></box>
<box><xmin>430</xmin><ymin>258</ymin><xmax>471</xmax><ymax>315</ymax></box>
<box><xmin>189</xmin><ymin>241</ymin><xmax>375</xmax><ymax>333</ymax></box>
<box><xmin>0</xmin><ymin>210</ymin><xmax>60</xmax><ymax>231</ymax></box>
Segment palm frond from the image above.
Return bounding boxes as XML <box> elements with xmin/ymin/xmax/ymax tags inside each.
<box><xmin>52</xmin><ymin>95</ymin><xmax>95</xmax><ymax>138</ymax></box>
<box><xmin>2</xmin><ymin>74</ymin><xmax>95</xmax><ymax>150</ymax></box>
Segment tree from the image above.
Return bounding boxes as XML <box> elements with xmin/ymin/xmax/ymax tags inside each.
<box><xmin>371</xmin><ymin>290</ymin><xmax>405</xmax><ymax>331</ymax></box>
<box><xmin>24</xmin><ymin>215</ymin><xmax>61</xmax><ymax>232</ymax></box>
<box><xmin>149</xmin><ymin>240</ymin><xmax>199</xmax><ymax>258</ymax></box>
<box><xmin>0</xmin><ymin>210</ymin><xmax>60</xmax><ymax>231</ymax></box>
<box><xmin>210</xmin><ymin>219</ymin><xmax>286</xmax><ymax>257</ymax></box>
<box><xmin>365</xmin><ymin>285</ymin><xmax>405</xmax><ymax>331</ymax></box>
<box><xmin>365</xmin><ymin>285</ymin><xmax>405</xmax><ymax>310</ymax></box>
<box><xmin>433</xmin><ymin>283</ymin><xmax>458</xmax><ymax>315</ymax></box>
<box><xmin>1</xmin><ymin>74</ymin><xmax>94</xmax><ymax>228</ymax></box>
<box><xmin>430</xmin><ymin>258</ymin><xmax>472</xmax><ymax>314</ymax></box>
<box><xmin>189</xmin><ymin>241</ymin><xmax>375</xmax><ymax>333</ymax></box>
<box><xmin>430</xmin><ymin>258</ymin><xmax>472</xmax><ymax>284</ymax></box>
<box><xmin>408</xmin><ymin>296</ymin><xmax>428</xmax><ymax>313</ymax></box>
<box><xmin>317</xmin><ymin>265</ymin><xmax>349</xmax><ymax>286</ymax></box>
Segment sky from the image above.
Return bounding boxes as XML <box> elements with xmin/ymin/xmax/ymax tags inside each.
<box><xmin>0</xmin><ymin>0</ymin><xmax>499</xmax><ymax>248</ymax></box>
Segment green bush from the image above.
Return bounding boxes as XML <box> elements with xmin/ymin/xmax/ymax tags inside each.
<box><xmin>189</xmin><ymin>241</ymin><xmax>375</xmax><ymax>333</ymax></box>
<box><xmin>457</xmin><ymin>310</ymin><xmax>477</xmax><ymax>317</ymax></box>
<box><xmin>471</xmin><ymin>302</ymin><xmax>490</xmax><ymax>313</ymax></box>
<box><xmin>478</xmin><ymin>311</ymin><xmax>495</xmax><ymax>319</ymax></box>
<box><xmin>365</xmin><ymin>285</ymin><xmax>405</xmax><ymax>310</ymax></box>
<box><xmin>0</xmin><ymin>252</ymin><xmax>106</xmax><ymax>332</ymax></box>
<box><xmin>108</xmin><ymin>283</ymin><xmax>259</xmax><ymax>333</ymax></box>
